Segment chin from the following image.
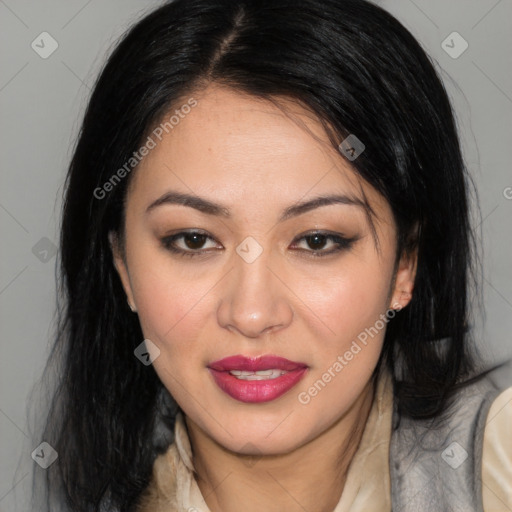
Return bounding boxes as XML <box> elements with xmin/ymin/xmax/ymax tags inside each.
<box><xmin>204</xmin><ymin>413</ymin><xmax>313</xmax><ymax>456</ymax></box>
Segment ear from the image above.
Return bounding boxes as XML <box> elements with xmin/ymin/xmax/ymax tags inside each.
<box><xmin>389</xmin><ymin>246</ymin><xmax>417</xmax><ymax>311</ymax></box>
<box><xmin>109</xmin><ymin>231</ymin><xmax>137</xmax><ymax>312</ymax></box>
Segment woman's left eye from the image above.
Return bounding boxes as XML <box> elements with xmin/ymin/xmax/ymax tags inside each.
<box><xmin>290</xmin><ymin>232</ymin><xmax>357</xmax><ymax>257</ymax></box>
<box><xmin>161</xmin><ymin>230</ymin><xmax>357</xmax><ymax>259</ymax></box>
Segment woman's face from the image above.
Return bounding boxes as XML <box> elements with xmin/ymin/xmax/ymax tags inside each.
<box><xmin>112</xmin><ymin>85</ymin><xmax>415</xmax><ymax>455</ymax></box>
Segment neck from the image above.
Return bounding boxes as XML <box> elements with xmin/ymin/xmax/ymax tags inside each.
<box><xmin>185</xmin><ymin>378</ymin><xmax>375</xmax><ymax>512</ymax></box>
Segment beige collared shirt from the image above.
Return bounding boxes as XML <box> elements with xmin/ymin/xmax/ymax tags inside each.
<box><xmin>137</xmin><ymin>370</ymin><xmax>512</xmax><ymax>512</ymax></box>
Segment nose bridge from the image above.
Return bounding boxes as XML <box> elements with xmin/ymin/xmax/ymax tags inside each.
<box><xmin>217</xmin><ymin>238</ymin><xmax>293</xmax><ymax>337</ymax></box>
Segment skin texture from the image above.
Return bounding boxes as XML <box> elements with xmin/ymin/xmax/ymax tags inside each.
<box><xmin>111</xmin><ymin>85</ymin><xmax>416</xmax><ymax>512</ymax></box>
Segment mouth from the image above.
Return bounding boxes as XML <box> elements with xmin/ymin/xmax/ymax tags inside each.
<box><xmin>208</xmin><ymin>355</ymin><xmax>308</xmax><ymax>403</ymax></box>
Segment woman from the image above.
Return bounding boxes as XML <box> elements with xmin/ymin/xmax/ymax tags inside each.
<box><xmin>33</xmin><ymin>0</ymin><xmax>511</xmax><ymax>511</ymax></box>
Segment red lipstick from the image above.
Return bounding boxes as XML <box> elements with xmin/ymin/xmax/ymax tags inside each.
<box><xmin>208</xmin><ymin>355</ymin><xmax>308</xmax><ymax>403</ymax></box>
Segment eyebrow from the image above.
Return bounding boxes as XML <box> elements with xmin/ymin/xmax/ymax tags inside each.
<box><xmin>145</xmin><ymin>190</ymin><xmax>366</xmax><ymax>222</ymax></box>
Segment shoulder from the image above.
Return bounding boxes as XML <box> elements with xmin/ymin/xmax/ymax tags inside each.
<box><xmin>135</xmin><ymin>444</ymin><xmax>180</xmax><ymax>512</ymax></box>
<box><xmin>482</xmin><ymin>386</ymin><xmax>512</xmax><ymax>511</ymax></box>
<box><xmin>389</xmin><ymin>375</ymin><xmax>507</xmax><ymax>511</ymax></box>
<box><xmin>135</xmin><ymin>411</ymin><xmax>196</xmax><ymax>512</ymax></box>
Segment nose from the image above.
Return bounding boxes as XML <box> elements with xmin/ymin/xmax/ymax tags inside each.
<box><xmin>216</xmin><ymin>245</ymin><xmax>294</xmax><ymax>339</ymax></box>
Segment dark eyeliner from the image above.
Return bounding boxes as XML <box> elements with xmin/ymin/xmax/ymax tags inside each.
<box><xmin>161</xmin><ymin>230</ymin><xmax>358</xmax><ymax>259</ymax></box>
<box><xmin>290</xmin><ymin>231</ymin><xmax>359</xmax><ymax>258</ymax></box>
<box><xmin>160</xmin><ymin>230</ymin><xmax>218</xmax><ymax>258</ymax></box>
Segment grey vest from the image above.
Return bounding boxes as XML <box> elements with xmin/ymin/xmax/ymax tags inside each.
<box><xmin>389</xmin><ymin>377</ymin><xmax>503</xmax><ymax>512</ymax></box>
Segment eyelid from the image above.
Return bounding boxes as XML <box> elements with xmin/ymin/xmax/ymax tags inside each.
<box><xmin>161</xmin><ymin>229</ymin><xmax>221</xmax><ymax>256</ymax></box>
<box><xmin>290</xmin><ymin>230</ymin><xmax>358</xmax><ymax>257</ymax></box>
<box><xmin>160</xmin><ymin>229</ymin><xmax>358</xmax><ymax>259</ymax></box>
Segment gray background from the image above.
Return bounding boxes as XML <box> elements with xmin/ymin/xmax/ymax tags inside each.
<box><xmin>0</xmin><ymin>0</ymin><xmax>511</xmax><ymax>510</ymax></box>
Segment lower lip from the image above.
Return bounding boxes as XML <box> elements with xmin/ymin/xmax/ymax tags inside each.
<box><xmin>208</xmin><ymin>368</ymin><xmax>308</xmax><ymax>403</ymax></box>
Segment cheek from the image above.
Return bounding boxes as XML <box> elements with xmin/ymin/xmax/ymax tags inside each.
<box><xmin>292</xmin><ymin>265</ymin><xmax>391</xmax><ymax>424</ymax></box>
<box><xmin>133</xmin><ymin>264</ymin><xmax>212</xmax><ymax>349</ymax></box>
<box><xmin>293</xmin><ymin>261</ymin><xmax>392</xmax><ymax>421</ymax></box>
<box><xmin>303</xmin><ymin>259</ymin><xmax>393</xmax><ymax>348</ymax></box>
<box><xmin>129</xmin><ymin>259</ymin><xmax>214</xmax><ymax>402</ymax></box>
<box><xmin>125</xmin><ymin>240</ymin><xmax>210</xmax><ymax>340</ymax></box>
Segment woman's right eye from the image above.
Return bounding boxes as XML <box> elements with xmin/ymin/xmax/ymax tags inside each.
<box><xmin>161</xmin><ymin>230</ymin><xmax>221</xmax><ymax>258</ymax></box>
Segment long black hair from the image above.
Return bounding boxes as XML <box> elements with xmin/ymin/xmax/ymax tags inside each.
<box><xmin>29</xmin><ymin>0</ymin><xmax>497</xmax><ymax>510</ymax></box>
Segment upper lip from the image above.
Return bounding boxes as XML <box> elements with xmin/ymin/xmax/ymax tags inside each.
<box><xmin>208</xmin><ymin>355</ymin><xmax>307</xmax><ymax>372</ymax></box>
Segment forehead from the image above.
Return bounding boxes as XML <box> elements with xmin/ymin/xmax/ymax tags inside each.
<box><xmin>126</xmin><ymin>85</ymin><xmax>391</xmax><ymax>226</ymax></box>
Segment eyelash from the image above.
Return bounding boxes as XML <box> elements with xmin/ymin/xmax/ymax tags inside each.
<box><xmin>161</xmin><ymin>230</ymin><xmax>358</xmax><ymax>259</ymax></box>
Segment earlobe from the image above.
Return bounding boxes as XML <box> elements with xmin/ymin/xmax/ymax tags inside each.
<box><xmin>108</xmin><ymin>231</ymin><xmax>137</xmax><ymax>312</ymax></box>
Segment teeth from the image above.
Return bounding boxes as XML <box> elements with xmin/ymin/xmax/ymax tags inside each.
<box><xmin>229</xmin><ymin>369</ymin><xmax>287</xmax><ymax>380</ymax></box>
